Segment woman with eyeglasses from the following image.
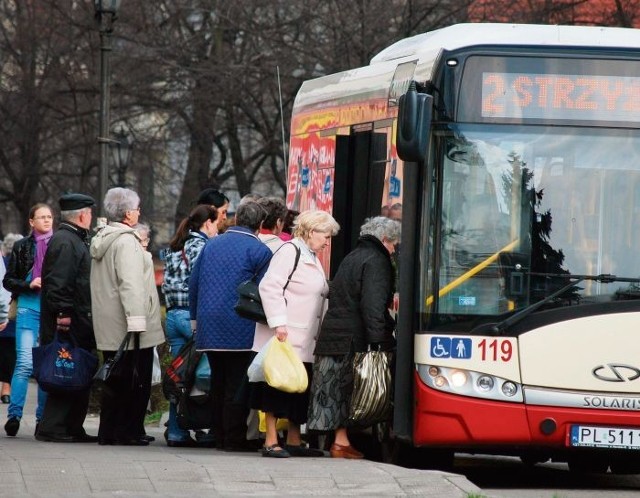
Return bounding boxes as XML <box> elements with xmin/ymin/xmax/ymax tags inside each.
<box><xmin>2</xmin><ymin>203</ymin><xmax>54</xmax><ymax>437</ymax></box>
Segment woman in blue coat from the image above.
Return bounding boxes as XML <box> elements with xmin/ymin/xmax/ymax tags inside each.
<box><xmin>189</xmin><ymin>201</ymin><xmax>272</xmax><ymax>451</ymax></box>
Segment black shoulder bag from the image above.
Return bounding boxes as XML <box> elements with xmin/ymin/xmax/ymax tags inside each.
<box><xmin>234</xmin><ymin>243</ymin><xmax>301</xmax><ymax>324</ymax></box>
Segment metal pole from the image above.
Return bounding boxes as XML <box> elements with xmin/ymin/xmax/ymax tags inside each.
<box><xmin>276</xmin><ymin>66</ymin><xmax>288</xmax><ymax>181</ymax></box>
<box><xmin>97</xmin><ymin>13</ymin><xmax>114</xmax><ymax>220</ymax></box>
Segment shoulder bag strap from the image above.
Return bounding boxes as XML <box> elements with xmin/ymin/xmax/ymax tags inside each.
<box><xmin>282</xmin><ymin>243</ymin><xmax>301</xmax><ymax>293</ymax></box>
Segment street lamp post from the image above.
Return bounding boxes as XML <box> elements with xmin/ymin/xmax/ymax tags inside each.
<box><xmin>94</xmin><ymin>0</ymin><xmax>121</xmax><ymax>219</ymax></box>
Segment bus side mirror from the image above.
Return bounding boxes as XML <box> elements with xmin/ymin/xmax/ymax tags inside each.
<box><xmin>396</xmin><ymin>83</ymin><xmax>433</xmax><ymax>163</ymax></box>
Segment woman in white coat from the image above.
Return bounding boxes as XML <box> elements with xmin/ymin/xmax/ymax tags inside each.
<box><xmin>250</xmin><ymin>210</ymin><xmax>339</xmax><ymax>458</ymax></box>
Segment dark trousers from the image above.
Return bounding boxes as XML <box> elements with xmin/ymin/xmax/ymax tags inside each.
<box><xmin>38</xmin><ymin>388</ymin><xmax>91</xmax><ymax>437</ymax></box>
<box><xmin>206</xmin><ymin>351</ymin><xmax>253</xmax><ymax>448</ymax></box>
<box><xmin>98</xmin><ymin>346</ymin><xmax>153</xmax><ymax>441</ymax></box>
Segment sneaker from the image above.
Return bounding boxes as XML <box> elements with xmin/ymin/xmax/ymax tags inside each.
<box><xmin>5</xmin><ymin>417</ymin><xmax>20</xmax><ymax>437</ymax></box>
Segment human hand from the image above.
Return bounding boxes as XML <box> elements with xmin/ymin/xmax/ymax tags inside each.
<box><xmin>30</xmin><ymin>277</ymin><xmax>42</xmax><ymax>290</ymax></box>
<box><xmin>275</xmin><ymin>326</ymin><xmax>288</xmax><ymax>342</ymax></box>
<box><xmin>0</xmin><ymin>321</ymin><xmax>7</xmax><ymax>332</ymax></box>
<box><xmin>56</xmin><ymin>316</ymin><xmax>71</xmax><ymax>332</ymax></box>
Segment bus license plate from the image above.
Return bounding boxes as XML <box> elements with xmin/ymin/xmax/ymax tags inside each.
<box><xmin>570</xmin><ymin>425</ymin><xmax>640</xmax><ymax>450</ymax></box>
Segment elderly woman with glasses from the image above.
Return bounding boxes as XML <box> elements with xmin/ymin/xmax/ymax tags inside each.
<box><xmin>90</xmin><ymin>188</ymin><xmax>164</xmax><ymax>446</ymax></box>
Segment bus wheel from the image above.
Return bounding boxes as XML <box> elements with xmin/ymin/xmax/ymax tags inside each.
<box><xmin>567</xmin><ymin>455</ymin><xmax>609</xmax><ymax>474</ymax></box>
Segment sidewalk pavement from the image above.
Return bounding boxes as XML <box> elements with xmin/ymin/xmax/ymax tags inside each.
<box><xmin>0</xmin><ymin>381</ymin><xmax>482</xmax><ymax>497</ymax></box>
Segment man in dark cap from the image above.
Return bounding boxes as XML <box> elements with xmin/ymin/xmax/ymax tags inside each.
<box><xmin>36</xmin><ymin>193</ymin><xmax>98</xmax><ymax>442</ymax></box>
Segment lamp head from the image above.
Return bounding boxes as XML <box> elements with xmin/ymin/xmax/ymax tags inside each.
<box><xmin>94</xmin><ymin>0</ymin><xmax>121</xmax><ymax>15</ymax></box>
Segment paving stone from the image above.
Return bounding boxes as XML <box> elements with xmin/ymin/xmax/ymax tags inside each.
<box><xmin>271</xmin><ymin>477</ymin><xmax>336</xmax><ymax>489</ymax></box>
<box><xmin>89</xmin><ymin>478</ymin><xmax>155</xmax><ymax>493</ymax></box>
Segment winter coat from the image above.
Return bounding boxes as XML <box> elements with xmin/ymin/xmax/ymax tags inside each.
<box><xmin>190</xmin><ymin>226</ymin><xmax>272</xmax><ymax>351</ymax></box>
<box><xmin>90</xmin><ymin>222</ymin><xmax>164</xmax><ymax>351</ymax></box>
<box><xmin>253</xmin><ymin>239</ymin><xmax>329</xmax><ymax>363</ymax></box>
<box><xmin>3</xmin><ymin>234</ymin><xmax>36</xmax><ymax>298</ymax></box>
<box><xmin>314</xmin><ymin>235</ymin><xmax>395</xmax><ymax>356</ymax></box>
<box><xmin>40</xmin><ymin>222</ymin><xmax>96</xmax><ymax>350</ymax></box>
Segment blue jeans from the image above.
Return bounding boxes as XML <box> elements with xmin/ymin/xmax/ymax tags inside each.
<box><xmin>165</xmin><ymin>308</ymin><xmax>193</xmax><ymax>441</ymax></box>
<box><xmin>8</xmin><ymin>308</ymin><xmax>47</xmax><ymax>421</ymax></box>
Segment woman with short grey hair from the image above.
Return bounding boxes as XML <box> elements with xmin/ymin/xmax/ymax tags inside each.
<box><xmin>103</xmin><ymin>188</ymin><xmax>140</xmax><ymax>222</ymax></box>
<box><xmin>307</xmin><ymin>216</ymin><xmax>400</xmax><ymax>459</ymax></box>
<box><xmin>90</xmin><ymin>187</ymin><xmax>164</xmax><ymax>446</ymax></box>
<box><xmin>359</xmin><ymin>216</ymin><xmax>401</xmax><ymax>246</ymax></box>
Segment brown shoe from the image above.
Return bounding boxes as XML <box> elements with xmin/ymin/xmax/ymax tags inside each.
<box><xmin>330</xmin><ymin>443</ymin><xmax>364</xmax><ymax>459</ymax></box>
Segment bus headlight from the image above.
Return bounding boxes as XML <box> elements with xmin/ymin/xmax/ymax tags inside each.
<box><xmin>501</xmin><ymin>381</ymin><xmax>518</xmax><ymax>397</ymax></box>
<box><xmin>450</xmin><ymin>370</ymin><xmax>468</xmax><ymax>387</ymax></box>
<box><xmin>417</xmin><ymin>364</ymin><xmax>523</xmax><ymax>403</ymax></box>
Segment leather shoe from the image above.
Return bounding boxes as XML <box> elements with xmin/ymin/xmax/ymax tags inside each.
<box><xmin>285</xmin><ymin>443</ymin><xmax>324</xmax><ymax>457</ymax></box>
<box><xmin>330</xmin><ymin>443</ymin><xmax>364</xmax><ymax>459</ymax></box>
<box><xmin>141</xmin><ymin>434</ymin><xmax>155</xmax><ymax>442</ymax></box>
<box><xmin>115</xmin><ymin>438</ymin><xmax>150</xmax><ymax>446</ymax></box>
<box><xmin>72</xmin><ymin>433</ymin><xmax>99</xmax><ymax>443</ymax></box>
<box><xmin>35</xmin><ymin>432</ymin><xmax>77</xmax><ymax>443</ymax></box>
<box><xmin>4</xmin><ymin>417</ymin><xmax>19</xmax><ymax>437</ymax></box>
<box><xmin>0</xmin><ymin>394</ymin><xmax>9</xmax><ymax>404</ymax></box>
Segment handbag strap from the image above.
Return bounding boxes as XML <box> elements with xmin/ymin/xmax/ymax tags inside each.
<box><xmin>112</xmin><ymin>332</ymin><xmax>133</xmax><ymax>363</ymax></box>
<box><xmin>282</xmin><ymin>243</ymin><xmax>301</xmax><ymax>293</ymax></box>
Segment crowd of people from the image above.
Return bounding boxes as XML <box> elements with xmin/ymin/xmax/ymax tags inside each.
<box><xmin>0</xmin><ymin>186</ymin><xmax>401</xmax><ymax>460</ymax></box>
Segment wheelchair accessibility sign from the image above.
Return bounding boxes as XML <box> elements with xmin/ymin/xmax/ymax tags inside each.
<box><xmin>430</xmin><ymin>337</ymin><xmax>472</xmax><ymax>359</ymax></box>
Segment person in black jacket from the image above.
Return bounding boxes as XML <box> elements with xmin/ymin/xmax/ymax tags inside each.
<box><xmin>307</xmin><ymin>216</ymin><xmax>401</xmax><ymax>459</ymax></box>
<box><xmin>36</xmin><ymin>193</ymin><xmax>98</xmax><ymax>443</ymax></box>
<box><xmin>3</xmin><ymin>203</ymin><xmax>54</xmax><ymax>437</ymax></box>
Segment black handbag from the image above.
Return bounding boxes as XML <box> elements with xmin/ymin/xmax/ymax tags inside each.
<box><xmin>234</xmin><ymin>279</ymin><xmax>268</xmax><ymax>324</ymax></box>
<box><xmin>93</xmin><ymin>332</ymin><xmax>134</xmax><ymax>384</ymax></box>
<box><xmin>234</xmin><ymin>243</ymin><xmax>301</xmax><ymax>324</ymax></box>
<box><xmin>32</xmin><ymin>332</ymin><xmax>98</xmax><ymax>393</ymax></box>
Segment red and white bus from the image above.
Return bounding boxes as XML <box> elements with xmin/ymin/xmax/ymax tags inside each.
<box><xmin>287</xmin><ymin>23</ymin><xmax>640</xmax><ymax>473</ymax></box>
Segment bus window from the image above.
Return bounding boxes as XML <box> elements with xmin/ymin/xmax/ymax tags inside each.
<box><xmin>422</xmin><ymin>124</ymin><xmax>640</xmax><ymax>322</ymax></box>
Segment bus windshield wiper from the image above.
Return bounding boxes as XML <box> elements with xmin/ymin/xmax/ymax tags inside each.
<box><xmin>488</xmin><ymin>273</ymin><xmax>640</xmax><ymax>336</ymax></box>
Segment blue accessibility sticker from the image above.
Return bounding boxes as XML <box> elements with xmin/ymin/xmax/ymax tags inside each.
<box><xmin>430</xmin><ymin>337</ymin><xmax>472</xmax><ymax>359</ymax></box>
<box><xmin>323</xmin><ymin>175</ymin><xmax>331</xmax><ymax>193</ymax></box>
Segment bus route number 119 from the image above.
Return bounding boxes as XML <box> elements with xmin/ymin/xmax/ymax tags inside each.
<box><xmin>478</xmin><ymin>339</ymin><xmax>513</xmax><ymax>362</ymax></box>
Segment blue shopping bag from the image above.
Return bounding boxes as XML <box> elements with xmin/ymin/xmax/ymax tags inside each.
<box><xmin>32</xmin><ymin>332</ymin><xmax>98</xmax><ymax>393</ymax></box>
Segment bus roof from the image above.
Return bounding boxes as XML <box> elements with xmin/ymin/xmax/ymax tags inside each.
<box><xmin>291</xmin><ymin>23</ymin><xmax>640</xmax><ymax>134</ymax></box>
<box><xmin>372</xmin><ymin>23</ymin><xmax>640</xmax><ymax>65</ymax></box>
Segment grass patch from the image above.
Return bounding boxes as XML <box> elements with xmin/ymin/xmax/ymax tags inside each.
<box><xmin>145</xmin><ymin>410</ymin><xmax>164</xmax><ymax>426</ymax></box>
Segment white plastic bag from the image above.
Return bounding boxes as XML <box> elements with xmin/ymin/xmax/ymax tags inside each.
<box><xmin>151</xmin><ymin>347</ymin><xmax>162</xmax><ymax>386</ymax></box>
<box><xmin>247</xmin><ymin>337</ymin><xmax>272</xmax><ymax>383</ymax></box>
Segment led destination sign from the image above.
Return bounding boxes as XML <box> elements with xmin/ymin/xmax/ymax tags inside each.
<box><xmin>482</xmin><ymin>72</ymin><xmax>640</xmax><ymax>123</ymax></box>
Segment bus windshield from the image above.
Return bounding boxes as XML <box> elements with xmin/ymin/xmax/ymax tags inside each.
<box><xmin>423</xmin><ymin>124</ymin><xmax>640</xmax><ymax>320</ymax></box>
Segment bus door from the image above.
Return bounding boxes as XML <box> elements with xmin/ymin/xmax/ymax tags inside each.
<box><xmin>331</xmin><ymin>126</ymin><xmax>388</xmax><ymax>277</ymax></box>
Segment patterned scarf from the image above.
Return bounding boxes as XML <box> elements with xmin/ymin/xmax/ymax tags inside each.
<box><xmin>31</xmin><ymin>229</ymin><xmax>53</xmax><ymax>281</ymax></box>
